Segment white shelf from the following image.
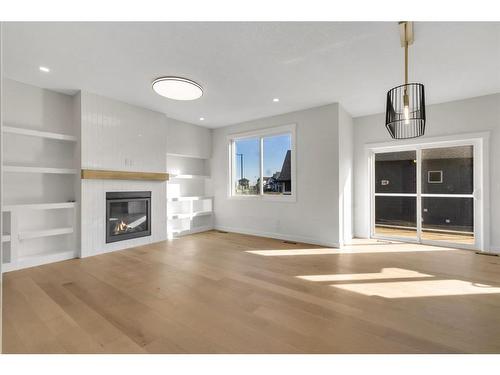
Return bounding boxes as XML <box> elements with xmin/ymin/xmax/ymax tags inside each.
<box><xmin>3</xmin><ymin>202</ymin><xmax>77</xmax><ymax>212</ymax></box>
<box><xmin>192</xmin><ymin>210</ymin><xmax>212</xmax><ymax>217</ymax></box>
<box><xmin>3</xmin><ymin>165</ymin><xmax>78</xmax><ymax>174</ymax></box>
<box><xmin>169</xmin><ymin>174</ymin><xmax>210</xmax><ymax>180</ymax></box>
<box><xmin>167</xmin><ymin>210</ymin><xmax>212</xmax><ymax>220</ymax></box>
<box><xmin>167</xmin><ymin>196</ymin><xmax>213</xmax><ymax>202</ymax></box>
<box><xmin>167</xmin><ymin>213</ymin><xmax>191</xmax><ymax>220</ymax></box>
<box><xmin>18</xmin><ymin>227</ymin><xmax>74</xmax><ymax>241</ymax></box>
<box><xmin>3</xmin><ymin>125</ymin><xmax>77</xmax><ymax>142</ymax></box>
<box><xmin>2</xmin><ymin>234</ymin><xmax>11</xmax><ymax>243</ymax></box>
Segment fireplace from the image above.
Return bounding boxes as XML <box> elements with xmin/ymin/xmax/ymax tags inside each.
<box><xmin>106</xmin><ymin>191</ymin><xmax>151</xmax><ymax>243</ymax></box>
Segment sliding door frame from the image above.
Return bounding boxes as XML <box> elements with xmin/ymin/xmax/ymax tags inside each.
<box><xmin>366</xmin><ymin>132</ymin><xmax>489</xmax><ymax>251</ymax></box>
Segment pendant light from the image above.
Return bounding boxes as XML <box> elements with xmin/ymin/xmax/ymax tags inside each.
<box><xmin>385</xmin><ymin>22</ymin><xmax>426</xmax><ymax>139</ymax></box>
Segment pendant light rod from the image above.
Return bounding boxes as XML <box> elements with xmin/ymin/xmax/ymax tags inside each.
<box><xmin>399</xmin><ymin>21</ymin><xmax>414</xmax><ymax>85</ymax></box>
<box><xmin>404</xmin><ymin>36</ymin><xmax>408</xmax><ymax>85</ymax></box>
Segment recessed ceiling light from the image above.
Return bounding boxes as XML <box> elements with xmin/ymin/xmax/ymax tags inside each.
<box><xmin>39</xmin><ymin>66</ymin><xmax>50</xmax><ymax>73</ymax></box>
<box><xmin>199</xmin><ymin>117</ymin><xmax>205</xmax><ymax>121</ymax></box>
<box><xmin>152</xmin><ymin>76</ymin><xmax>203</xmax><ymax>101</ymax></box>
<box><xmin>273</xmin><ymin>98</ymin><xmax>280</xmax><ymax>102</ymax></box>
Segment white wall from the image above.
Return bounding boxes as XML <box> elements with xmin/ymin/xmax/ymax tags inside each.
<box><xmin>167</xmin><ymin>118</ymin><xmax>211</xmax><ymax>159</ymax></box>
<box><xmin>338</xmin><ymin>105</ymin><xmax>354</xmax><ymax>245</ymax></box>
<box><xmin>353</xmin><ymin>94</ymin><xmax>500</xmax><ymax>251</ymax></box>
<box><xmin>81</xmin><ymin>92</ymin><xmax>167</xmax><ymax>173</ymax></box>
<box><xmin>211</xmin><ymin>103</ymin><xmax>352</xmax><ymax>247</ymax></box>
<box><xmin>3</xmin><ymin>79</ymin><xmax>74</xmax><ymax>135</ymax></box>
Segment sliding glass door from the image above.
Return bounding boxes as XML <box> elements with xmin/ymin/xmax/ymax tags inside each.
<box><xmin>372</xmin><ymin>142</ymin><xmax>479</xmax><ymax>249</ymax></box>
<box><xmin>374</xmin><ymin>151</ymin><xmax>417</xmax><ymax>240</ymax></box>
<box><xmin>420</xmin><ymin>146</ymin><xmax>475</xmax><ymax>245</ymax></box>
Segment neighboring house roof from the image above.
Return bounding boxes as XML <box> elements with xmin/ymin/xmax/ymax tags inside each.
<box><xmin>277</xmin><ymin>150</ymin><xmax>291</xmax><ymax>182</ymax></box>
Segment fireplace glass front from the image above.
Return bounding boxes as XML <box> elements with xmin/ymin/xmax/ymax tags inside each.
<box><xmin>106</xmin><ymin>191</ymin><xmax>151</xmax><ymax>243</ymax></box>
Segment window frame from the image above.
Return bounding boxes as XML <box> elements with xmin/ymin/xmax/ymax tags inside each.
<box><xmin>227</xmin><ymin>124</ymin><xmax>296</xmax><ymax>202</ymax></box>
<box><xmin>427</xmin><ymin>170</ymin><xmax>443</xmax><ymax>184</ymax></box>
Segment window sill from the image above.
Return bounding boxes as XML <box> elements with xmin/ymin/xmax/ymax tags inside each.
<box><xmin>228</xmin><ymin>194</ymin><xmax>296</xmax><ymax>203</ymax></box>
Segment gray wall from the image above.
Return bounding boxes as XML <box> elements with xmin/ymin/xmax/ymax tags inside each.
<box><xmin>353</xmin><ymin>93</ymin><xmax>500</xmax><ymax>251</ymax></box>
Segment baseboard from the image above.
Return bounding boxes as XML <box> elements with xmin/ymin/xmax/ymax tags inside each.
<box><xmin>172</xmin><ymin>225</ymin><xmax>214</xmax><ymax>238</ymax></box>
<box><xmin>486</xmin><ymin>245</ymin><xmax>500</xmax><ymax>254</ymax></box>
<box><xmin>214</xmin><ymin>225</ymin><xmax>339</xmax><ymax>248</ymax></box>
<box><xmin>2</xmin><ymin>250</ymin><xmax>77</xmax><ymax>273</ymax></box>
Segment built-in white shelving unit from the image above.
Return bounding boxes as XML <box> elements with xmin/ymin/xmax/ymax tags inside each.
<box><xmin>3</xmin><ymin>202</ymin><xmax>77</xmax><ymax>211</ymax></box>
<box><xmin>166</xmin><ymin>154</ymin><xmax>213</xmax><ymax>238</ymax></box>
<box><xmin>167</xmin><ymin>210</ymin><xmax>212</xmax><ymax>220</ymax></box>
<box><xmin>167</xmin><ymin>195</ymin><xmax>213</xmax><ymax>202</ymax></box>
<box><xmin>2</xmin><ymin>119</ymin><xmax>79</xmax><ymax>272</ymax></box>
<box><xmin>18</xmin><ymin>227</ymin><xmax>74</xmax><ymax>241</ymax></box>
<box><xmin>3</xmin><ymin>165</ymin><xmax>78</xmax><ymax>174</ymax></box>
<box><xmin>3</xmin><ymin>125</ymin><xmax>77</xmax><ymax>142</ymax></box>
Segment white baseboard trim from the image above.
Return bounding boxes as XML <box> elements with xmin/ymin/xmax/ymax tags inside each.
<box><xmin>80</xmin><ymin>234</ymin><xmax>169</xmax><ymax>258</ymax></box>
<box><xmin>170</xmin><ymin>225</ymin><xmax>214</xmax><ymax>238</ymax></box>
<box><xmin>2</xmin><ymin>250</ymin><xmax>77</xmax><ymax>273</ymax></box>
<box><xmin>486</xmin><ymin>245</ymin><xmax>500</xmax><ymax>254</ymax></box>
<box><xmin>214</xmin><ymin>225</ymin><xmax>339</xmax><ymax>248</ymax></box>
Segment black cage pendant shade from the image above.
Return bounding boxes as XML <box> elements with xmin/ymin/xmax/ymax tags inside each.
<box><xmin>385</xmin><ymin>22</ymin><xmax>426</xmax><ymax>139</ymax></box>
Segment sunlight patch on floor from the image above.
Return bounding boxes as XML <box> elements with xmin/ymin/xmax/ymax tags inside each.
<box><xmin>330</xmin><ymin>279</ymin><xmax>500</xmax><ymax>298</ymax></box>
<box><xmin>296</xmin><ymin>268</ymin><xmax>433</xmax><ymax>282</ymax></box>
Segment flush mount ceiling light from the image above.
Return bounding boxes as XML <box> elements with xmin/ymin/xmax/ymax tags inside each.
<box><xmin>39</xmin><ymin>66</ymin><xmax>50</xmax><ymax>73</ymax></box>
<box><xmin>152</xmin><ymin>76</ymin><xmax>203</xmax><ymax>101</ymax></box>
<box><xmin>385</xmin><ymin>22</ymin><xmax>426</xmax><ymax>139</ymax></box>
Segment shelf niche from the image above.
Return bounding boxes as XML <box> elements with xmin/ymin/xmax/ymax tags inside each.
<box><xmin>166</xmin><ymin>154</ymin><xmax>213</xmax><ymax>238</ymax></box>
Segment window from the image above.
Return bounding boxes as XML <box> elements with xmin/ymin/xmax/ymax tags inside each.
<box><xmin>234</xmin><ymin>137</ymin><xmax>260</xmax><ymax>195</ymax></box>
<box><xmin>263</xmin><ymin>134</ymin><xmax>292</xmax><ymax>195</ymax></box>
<box><xmin>427</xmin><ymin>170</ymin><xmax>443</xmax><ymax>184</ymax></box>
<box><xmin>229</xmin><ymin>124</ymin><xmax>295</xmax><ymax>200</ymax></box>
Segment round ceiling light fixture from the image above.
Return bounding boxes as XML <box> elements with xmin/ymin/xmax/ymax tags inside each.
<box><xmin>152</xmin><ymin>76</ymin><xmax>203</xmax><ymax>101</ymax></box>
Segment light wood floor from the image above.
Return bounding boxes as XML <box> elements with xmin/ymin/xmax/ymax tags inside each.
<box><xmin>3</xmin><ymin>231</ymin><xmax>500</xmax><ymax>353</ymax></box>
<box><xmin>375</xmin><ymin>226</ymin><xmax>475</xmax><ymax>244</ymax></box>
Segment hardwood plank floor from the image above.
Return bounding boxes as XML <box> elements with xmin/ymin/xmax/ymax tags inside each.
<box><xmin>375</xmin><ymin>226</ymin><xmax>475</xmax><ymax>244</ymax></box>
<box><xmin>3</xmin><ymin>231</ymin><xmax>500</xmax><ymax>353</ymax></box>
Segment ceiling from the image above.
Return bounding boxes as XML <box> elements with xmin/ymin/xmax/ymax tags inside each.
<box><xmin>3</xmin><ymin>22</ymin><xmax>500</xmax><ymax>128</ymax></box>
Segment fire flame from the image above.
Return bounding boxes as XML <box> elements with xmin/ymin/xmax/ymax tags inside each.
<box><xmin>114</xmin><ymin>220</ymin><xmax>129</xmax><ymax>234</ymax></box>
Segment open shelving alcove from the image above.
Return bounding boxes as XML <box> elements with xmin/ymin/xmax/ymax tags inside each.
<box><xmin>166</xmin><ymin>153</ymin><xmax>213</xmax><ymax>238</ymax></box>
<box><xmin>2</xmin><ymin>120</ymin><xmax>79</xmax><ymax>272</ymax></box>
